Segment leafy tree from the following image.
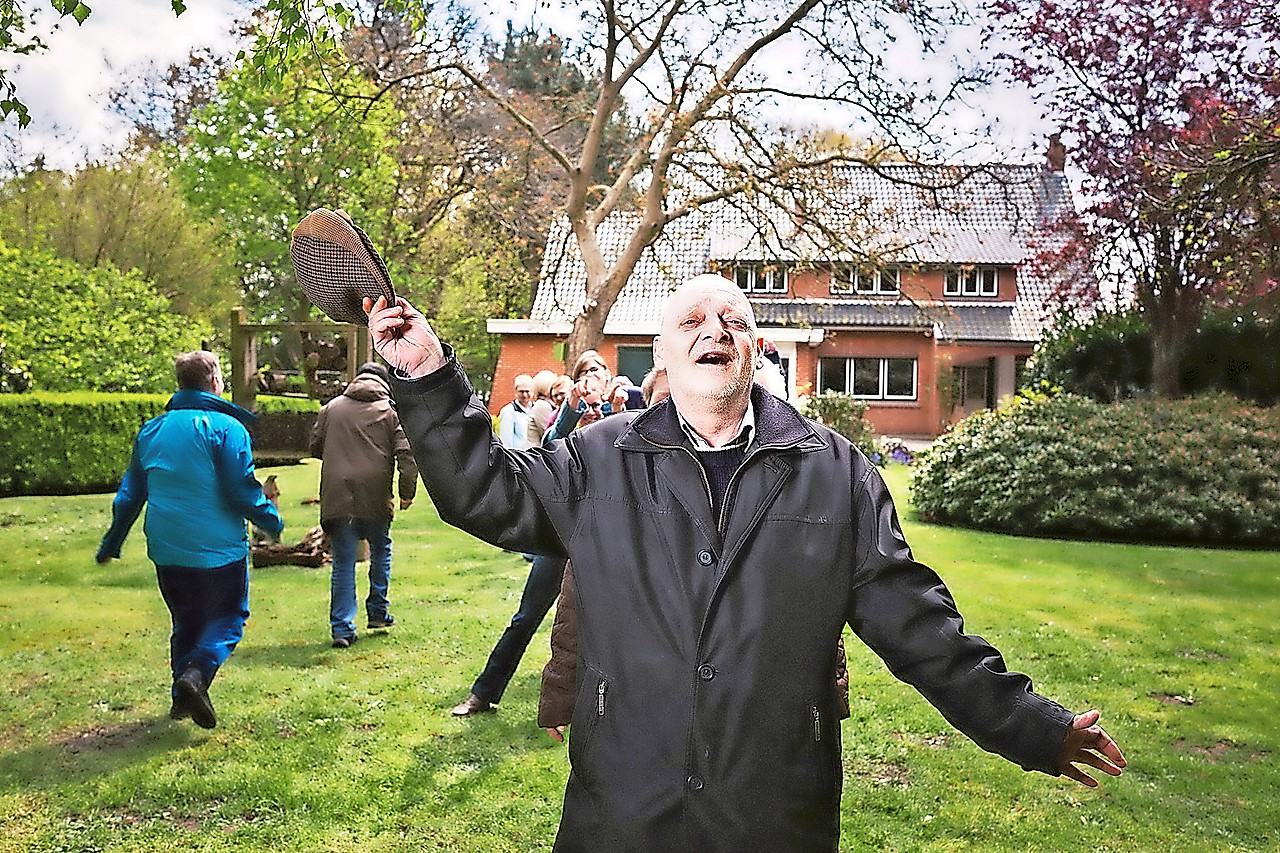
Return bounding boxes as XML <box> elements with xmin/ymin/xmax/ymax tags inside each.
<box><xmin>0</xmin><ymin>152</ymin><xmax>236</xmax><ymax>320</ymax></box>
<box><xmin>0</xmin><ymin>242</ymin><xmax>209</xmax><ymax>392</ymax></box>
<box><xmin>427</xmin><ymin>226</ymin><xmax>531</xmax><ymax>399</ymax></box>
<box><xmin>254</xmin><ymin>0</ymin><xmax>988</xmax><ymax>365</ymax></box>
<box><xmin>168</xmin><ymin>52</ymin><xmax>403</xmax><ymax>322</ymax></box>
<box><xmin>990</xmin><ymin>0</ymin><xmax>1280</xmax><ymax>396</ymax></box>
<box><xmin>1</xmin><ymin>0</ymin><xmax>188</xmax><ymax>127</ymax></box>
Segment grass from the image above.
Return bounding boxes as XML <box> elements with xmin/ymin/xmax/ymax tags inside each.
<box><xmin>0</xmin><ymin>460</ymin><xmax>1277</xmax><ymax>852</ymax></box>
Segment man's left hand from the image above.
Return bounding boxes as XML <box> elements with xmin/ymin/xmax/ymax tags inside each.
<box><xmin>1058</xmin><ymin>709</ymin><xmax>1126</xmax><ymax>787</ymax></box>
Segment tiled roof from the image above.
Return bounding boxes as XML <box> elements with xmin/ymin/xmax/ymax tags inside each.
<box><xmin>753</xmin><ymin>301</ymin><xmax>1039</xmax><ymax>343</ymax></box>
<box><xmin>529</xmin><ymin>164</ymin><xmax>1073</xmax><ymax>341</ymax></box>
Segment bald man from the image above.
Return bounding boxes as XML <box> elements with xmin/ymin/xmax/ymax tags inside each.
<box><xmin>362</xmin><ymin>275</ymin><xmax>1124</xmax><ymax>852</ymax></box>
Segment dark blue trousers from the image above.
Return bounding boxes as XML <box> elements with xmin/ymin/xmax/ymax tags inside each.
<box><xmin>155</xmin><ymin>558</ymin><xmax>249</xmax><ymax>696</ymax></box>
<box><xmin>471</xmin><ymin>554</ymin><xmax>568</xmax><ymax>704</ymax></box>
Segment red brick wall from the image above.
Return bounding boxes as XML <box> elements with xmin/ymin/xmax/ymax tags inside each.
<box><xmin>788</xmin><ymin>265</ymin><xmax>1016</xmax><ymax>302</ymax></box>
<box><xmin>494</xmin><ymin>330</ymin><xmax>1029</xmax><ymax>436</ymax></box>
<box><xmin>802</xmin><ymin>329</ymin><xmax>943</xmax><ymax>437</ymax></box>
<box><xmin>488</xmin><ymin>334</ymin><xmax>656</xmax><ymax>415</ymax></box>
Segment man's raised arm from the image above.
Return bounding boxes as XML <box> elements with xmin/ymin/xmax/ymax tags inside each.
<box><xmin>361</xmin><ymin>295</ymin><xmax>568</xmax><ymax>560</ymax></box>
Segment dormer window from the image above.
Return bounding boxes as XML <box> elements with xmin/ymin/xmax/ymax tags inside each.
<box><xmin>832</xmin><ymin>266</ymin><xmax>900</xmax><ymax>296</ymax></box>
<box><xmin>945</xmin><ymin>267</ymin><xmax>999</xmax><ymax>297</ymax></box>
<box><xmin>733</xmin><ymin>264</ymin><xmax>788</xmax><ymax>294</ymax></box>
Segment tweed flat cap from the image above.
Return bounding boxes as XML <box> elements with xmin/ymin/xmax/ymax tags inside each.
<box><xmin>290</xmin><ymin>208</ymin><xmax>395</xmax><ymax>324</ymax></box>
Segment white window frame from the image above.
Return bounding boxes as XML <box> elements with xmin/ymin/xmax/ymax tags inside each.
<box><xmin>817</xmin><ymin>356</ymin><xmax>918</xmax><ymax>401</ymax></box>
<box><xmin>831</xmin><ymin>265</ymin><xmax>900</xmax><ymax>296</ymax></box>
<box><xmin>945</xmin><ymin>267</ymin><xmax>999</xmax><ymax>297</ymax></box>
<box><xmin>734</xmin><ymin>263</ymin><xmax>788</xmax><ymax>294</ymax></box>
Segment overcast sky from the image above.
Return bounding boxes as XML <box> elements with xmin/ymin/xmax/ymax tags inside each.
<box><xmin>0</xmin><ymin>0</ymin><xmax>1052</xmax><ymax>172</ymax></box>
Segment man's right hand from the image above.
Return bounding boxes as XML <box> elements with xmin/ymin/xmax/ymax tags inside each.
<box><xmin>363</xmin><ymin>296</ymin><xmax>447</xmax><ymax>378</ymax></box>
<box><xmin>544</xmin><ymin>725</ymin><xmax>567</xmax><ymax>743</ymax></box>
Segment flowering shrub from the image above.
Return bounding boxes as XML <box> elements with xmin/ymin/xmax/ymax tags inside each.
<box><xmin>798</xmin><ymin>391</ymin><xmax>878</xmax><ymax>461</ymax></box>
<box><xmin>911</xmin><ymin>393</ymin><xmax>1280</xmax><ymax>546</ymax></box>
<box><xmin>878</xmin><ymin>436</ymin><xmax>914</xmax><ymax>466</ymax></box>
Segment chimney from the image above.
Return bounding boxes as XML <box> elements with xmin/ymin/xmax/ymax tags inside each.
<box><xmin>1046</xmin><ymin>133</ymin><xmax>1066</xmax><ymax>172</ymax></box>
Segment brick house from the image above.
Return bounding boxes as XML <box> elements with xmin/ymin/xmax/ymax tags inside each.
<box><xmin>488</xmin><ymin>152</ymin><xmax>1080</xmax><ymax>438</ymax></box>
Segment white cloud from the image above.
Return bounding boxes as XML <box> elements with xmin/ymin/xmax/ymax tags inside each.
<box><xmin>1</xmin><ymin>1</ymin><xmax>1054</xmax><ymax>173</ymax></box>
<box><xmin>1</xmin><ymin>0</ymin><xmax>246</xmax><ymax>170</ymax></box>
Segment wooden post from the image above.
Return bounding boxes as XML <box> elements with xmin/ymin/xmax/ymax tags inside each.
<box><xmin>229</xmin><ymin>307</ymin><xmax>257</xmax><ymax>411</ymax></box>
<box><xmin>356</xmin><ymin>324</ymin><xmax>373</xmax><ymax>369</ymax></box>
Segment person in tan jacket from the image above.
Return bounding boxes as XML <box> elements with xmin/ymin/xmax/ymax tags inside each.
<box><xmin>309</xmin><ymin>362</ymin><xmax>418</xmax><ymax>648</ymax></box>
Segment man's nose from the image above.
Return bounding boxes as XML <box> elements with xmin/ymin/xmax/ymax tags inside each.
<box><xmin>702</xmin><ymin>318</ymin><xmax>731</xmax><ymax>341</ymax></box>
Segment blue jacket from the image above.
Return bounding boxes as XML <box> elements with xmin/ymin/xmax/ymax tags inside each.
<box><xmin>97</xmin><ymin>390</ymin><xmax>284</xmax><ymax>567</ymax></box>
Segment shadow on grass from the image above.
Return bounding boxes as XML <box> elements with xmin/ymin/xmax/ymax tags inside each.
<box><xmin>397</xmin><ymin>672</ymin><xmax>568</xmax><ymax>815</ymax></box>
<box><xmin>0</xmin><ymin>716</ymin><xmax>197</xmax><ymax>793</ymax></box>
<box><xmin>233</xmin><ymin>640</ymin><xmax>333</xmax><ymax>670</ymax></box>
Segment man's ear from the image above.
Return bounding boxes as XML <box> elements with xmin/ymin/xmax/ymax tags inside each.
<box><xmin>652</xmin><ymin>335</ymin><xmax>666</xmax><ymax>370</ymax></box>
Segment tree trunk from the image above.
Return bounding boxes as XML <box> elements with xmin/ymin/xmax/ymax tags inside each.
<box><xmin>1150</xmin><ymin>323</ymin><xmax>1184</xmax><ymax>399</ymax></box>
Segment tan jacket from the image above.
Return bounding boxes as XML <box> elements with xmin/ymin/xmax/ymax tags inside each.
<box><xmin>309</xmin><ymin>374</ymin><xmax>417</xmax><ymax>521</ymax></box>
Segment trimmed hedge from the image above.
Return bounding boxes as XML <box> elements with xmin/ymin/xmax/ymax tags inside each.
<box><xmin>0</xmin><ymin>392</ymin><xmax>168</xmax><ymax>496</ymax></box>
<box><xmin>911</xmin><ymin>394</ymin><xmax>1280</xmax><ymax>547</ymax></box>
<box><xmin>250</xmin><ymin>395</ymin><xmax>320</xmax><ymax>462</ymax></box>
<box><xmin>0</xmin><ymin>393</ymin><xmax>322</xmax><ymax>496</ymax></box>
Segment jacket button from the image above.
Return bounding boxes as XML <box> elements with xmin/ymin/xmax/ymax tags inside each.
<box><xmin>687</xmin><ymin>774</ymin><xmax>705</xmax><ymax>791</ymax></box>
<box><xmin>697</xmin><ymin>664</ymin><xmax>716</xmax><ymax>681</ymax></box>
<box><xmin>697</xmin><ymin>550</ymin><xmax>714</xmax><ymax>566</ymax></box>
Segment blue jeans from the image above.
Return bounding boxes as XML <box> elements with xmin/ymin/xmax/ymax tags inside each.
<box><xmin>471</xmin><ymin>554</ymin><xmax>568</xmax><ymax>704</ymax></box>
<box><xmin>324</xmin><ymin>517</ymin><xmax>393</xmax><ymax>639</ymax></box>
<box><xmin>155</xmin><ymin>558</ymin><xmax>249</xmax><ymax>695</ymax></box>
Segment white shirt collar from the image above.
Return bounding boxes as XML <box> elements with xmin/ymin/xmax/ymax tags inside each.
<box><xmin>675</xmin><ymin>397</ymin><xmax>755</xmax><ymax>452</ymax></box>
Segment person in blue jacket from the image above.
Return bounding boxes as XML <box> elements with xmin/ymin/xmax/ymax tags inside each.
<box><xmin>97</xmin><ymin>351</ymin><xmax>284</xmax><ymax>729</ymax></box>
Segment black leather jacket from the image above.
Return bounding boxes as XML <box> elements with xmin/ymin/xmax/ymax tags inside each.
<box><xmin>392</xmin><ymin>353</ymin><xmax>1073</xmax><ymax>853</ymax></box>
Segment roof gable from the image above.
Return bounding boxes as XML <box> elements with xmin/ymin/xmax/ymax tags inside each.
<box><xmin>529</xmin><ymin>163</ymin><xmax>1076</xmax><ymax>340</ymax></box>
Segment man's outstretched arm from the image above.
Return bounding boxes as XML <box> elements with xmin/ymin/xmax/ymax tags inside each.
<box><xmin>1058</xmin><ymin>709</ymin><xmax>1126</xmax><ymax>787</ymax></box>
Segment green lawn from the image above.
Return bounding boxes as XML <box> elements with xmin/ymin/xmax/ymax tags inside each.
<box><xmin>0</xmin><ymin>461</ymin><xmax>1276</xmax><ymax>852</ymax></box>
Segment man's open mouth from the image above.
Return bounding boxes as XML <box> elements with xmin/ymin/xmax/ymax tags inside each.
<box><xmin>696</xmin><ymin>351</ymin><xmax>732</xmax><ymax>365</ymax></box>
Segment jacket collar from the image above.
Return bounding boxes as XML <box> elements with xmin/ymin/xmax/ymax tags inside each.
<box><xmin>617</xmin><ymin>383</ymin><xmax>826</xmax><ymax>455</ymax></box>
<box><xmin>166</xmin><ymin>389</ymin><xmax>257</xmax><ymax>427</ymax></box>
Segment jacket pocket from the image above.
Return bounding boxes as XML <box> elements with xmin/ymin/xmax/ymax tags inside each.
<box><xmin>568</xmin><ymin>666</ymin><xmax>609</xmax><ymax>790</ymax></box>
<box><xmin>807</xmin><ymin>702</ymin><xmax>840</xmax><ymax>802</ymax></box>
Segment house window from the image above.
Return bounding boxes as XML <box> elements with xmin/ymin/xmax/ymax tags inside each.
<box><xmin>944</xmin><ymin>267</ymin><xmax>999</xmax><ymax>297</ymax></box>
<box><xmin>831</xmin><ymin>266</ymin><xmax>900</xmax><ymax>296</ymax></box>
<box><xmin>956</xmin><ymin>365</ymin><xmax>989</xmax><ymax>407</ymax></box>
<box><xmin>616</xmin><ymin>346</ymin><xmax>654</xmax><ymax>386</ymax></box>
<box><xmin>817</xmin><ymin>357</ymin><xmax>917</xmax><ymax>400</ymax></box>
<box><xmin>733</xmin><ymin>264</ymin><xmax>787</xmax><ymax>294</ymax></box>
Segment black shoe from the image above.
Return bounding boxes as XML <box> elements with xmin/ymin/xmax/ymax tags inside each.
<box><xmin>367</xmin><ymin>614</ymin><xmax>395</xmax><ymax>630</ymax></box>
<box><xmin>175</xmin><ymin>668</ymin><xmax>217</xmax><ymax>729</ymax></box>
<box><xmin>332</xmin><ymin>635</ymin><xmax>357</xmax><ymax>648</ymax></box>
<box><xmin>168</xmin><ymin>696</ymin><xmax>192</xmax><ymax>721</ymax></box>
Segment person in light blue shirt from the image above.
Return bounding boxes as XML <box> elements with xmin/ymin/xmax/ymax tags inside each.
<box><xmin>97</xmin><ymin>351</ymin><xmax>283</xmax><ymax>729</ymax></box>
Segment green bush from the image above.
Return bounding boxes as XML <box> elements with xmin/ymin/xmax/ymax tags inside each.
<box><xmin>1027</xmin><ymin>307</ymin><xmax>1280</xmax><ymax>405</ymax></box>
<box><xmin>911</xmin><ymin>394</ymin><xmax>1280</xmax><ymax>546</ymax></box>
<box><xmin>0</xmin><ymin>392</ymin><xmax>168</xmax><ymax>496</ymax></box>
<box><xmin>0</xmin><ymin>337</ymin><xmax>32</xmax><ymax>393</ymax></box>
<box><xmin>799</xmin><ymin>391</ymin><xmax>879</xmax><ymax>461</ymax></box>
<box><xmin>0</xmin><ymin>392</ymin><xmax>323</xmax><ymax>496</ymax></box>
<box><xmin>250</xmin><ymin>396</ymin><xmax>320</xmax><ymax>461</ymax></box>
<box><xmin>0</xmin><ymin>243</ymin><xmax>209</xmax><ymax>393</ymax></box>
